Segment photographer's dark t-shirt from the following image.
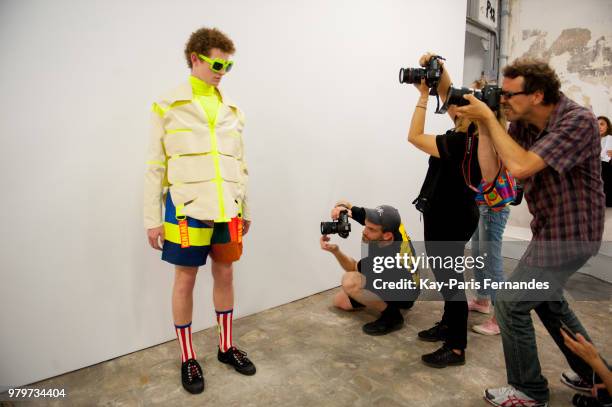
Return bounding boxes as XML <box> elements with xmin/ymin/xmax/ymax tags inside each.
<box><xmin>419</xmin><ymin>128</ymin><xmax>482</xmax><ymax>241</ymax></box>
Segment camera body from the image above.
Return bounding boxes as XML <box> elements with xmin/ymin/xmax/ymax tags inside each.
<box><xmin>399</xmin><ymin>56</ymin><xmax>444</xmax><ymax>88</ymax></box>
<box><xmin>438</xmin><ymin>84</ymin><xmax>502</xmax><ymax>114</ymax></box>
<box><xmin>572</xmin><ymin>393</ymin><xmax>604</xmax><ymax>407</ymax></box>
<box><xmin>321</xmin><ymin>210</ymin><xmax>351</xmax><ymax>239</ymax></box>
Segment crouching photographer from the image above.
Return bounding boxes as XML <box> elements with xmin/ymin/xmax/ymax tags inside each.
<box><xmin>319</xmin><ymin>200</ymin><xmax>419</xmax><ymax>336</ymax></box>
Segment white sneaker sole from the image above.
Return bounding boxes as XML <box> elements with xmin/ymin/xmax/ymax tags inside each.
<box><xmin>483</xmin><ymin>390</ymin><xmax>548</xmax><ymax>407</ymax></box>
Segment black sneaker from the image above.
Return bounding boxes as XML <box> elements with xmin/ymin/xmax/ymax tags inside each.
<box><xmin>362</xmin><ymin>308</ymin><xmax>404</xmax><ymax>336</ymax></box>
<box><xmin>417</xmin><ymin>322</ymin><xmax>448</xmax><ymax>342</ymax></box>
<box><xmin>560</xmin><ymin>370</ymin><xmax>592</xmax><ymax>392</ymax></box>
<box><xmin>421</xmin><ymin>345</ymin><xmax>465</xmax><ymax>368</ymax></box>
<box><xmin>181</xmin><ymin>359</ymin><xmax>204</xmax><ymax>394</ymax></box>
<box><xmin>218</xmin><ymin>346</ymin><xmax>256</xmax><ymax>376</ymax></box>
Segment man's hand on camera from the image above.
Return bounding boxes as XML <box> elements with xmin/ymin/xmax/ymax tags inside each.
<box><xmin>456</xmin><ymin>94</ymin><xmax>496</xmax><ymax>122</ymax></box>
<box><xmin>320</xmin><ymin>235</ymin><xmax>339</xmax><ymax>253</ymax></box>
<box><xmin>415</xmin><ymin>78</ymin><xmax>430</xmax><ymax>99</ymax></box>
<box><xmin>334</xmin><ymin>199</ymin><xmax>352</xmax><ymax>209</ymax></box>
<box><xmin>331</xmin><ymin>206</ymin><xmax>352</xmax><ymax>220</ymax></box>
<box><xmin>419</xmin><ymin>52</ymin><xmax>443</xmax><ymax>68</ymax></box>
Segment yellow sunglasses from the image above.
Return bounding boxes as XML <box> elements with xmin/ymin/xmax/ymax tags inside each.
<box><xmin>197</xmin><ymin>54</ymin><xmax>234</xmax><ymax>73</ymax></box>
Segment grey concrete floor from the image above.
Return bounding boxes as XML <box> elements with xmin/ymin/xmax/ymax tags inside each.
<box><xmin>3</xmin><ymin>260</ymin><xmax>611</xmax><ymax>407</ymax></box>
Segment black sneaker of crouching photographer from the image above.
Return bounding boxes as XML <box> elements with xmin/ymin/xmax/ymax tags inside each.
<box><xmin>418</xmin><ymin>321</ymin><xmax>448</xmax><ymax>342</ymax></box>
<box><xmin>181</xmin><ymin>358</ymin><xmax>205</xmax><ymax>394</ymax></box>
<box><xmin>218</xmin><ymin>346</ymin><xmax>256</xmax><ymax>376</ymax></box>
<box><xmin>362</xmin><ymin>306</ymin><xmax>404</xmax><ymax>336</ymax></box>
<box><xmin>421</xmin><ymin>345</ymin><xmax>465</xmax><ymax>368</ymax></box>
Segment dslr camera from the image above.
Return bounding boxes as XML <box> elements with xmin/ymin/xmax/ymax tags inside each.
<box><xmin>572</xmin><ymin>393</ymin><xmax>608</xmax><ymax>407</ymax></box>
<box><xmin>320</xmin><ymin>210</ymin><xmax>351</xmax><ymax>239</ymax></box>
<box><xmin>399</xmin><ymin>55</ymin><xmax>445</xmax><ymax>88</ymax></box>
<box><xmin>437</xmin><ymin>84</ymin><xmax>502</xmax><ymax>114</ymax></box>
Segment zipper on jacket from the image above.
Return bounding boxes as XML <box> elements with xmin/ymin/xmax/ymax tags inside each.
<box><xmin>197</xmin><ymin>96</ymin><xmax>227</xmax><ymax>223</ymax></box>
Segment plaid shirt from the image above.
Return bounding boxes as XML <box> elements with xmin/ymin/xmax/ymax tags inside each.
<box><xmin>508</xmin><ymin>94</ymin><xmax>605</xmax><ymax>267</ymax></box>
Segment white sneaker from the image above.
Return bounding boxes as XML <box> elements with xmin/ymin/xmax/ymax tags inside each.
<box><xmin>484</xmin><ymin>386</ymin><xmax>548</xmax><ymax>407</ymax></box>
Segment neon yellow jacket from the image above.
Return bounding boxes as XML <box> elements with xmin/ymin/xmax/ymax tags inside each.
<box><xmin>144</xmin><ymin>80</ymin><xmax>249</xmax><ymax>229</ymax></box>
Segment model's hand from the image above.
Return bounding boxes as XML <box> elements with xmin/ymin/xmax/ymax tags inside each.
<box><xmin>607</xmin><ymin>149</ymin><xmax>612</xmax><ymax>158</ymax></box>
<box><xmin>243</xmin><ymin>219</ymin><xmax>251</xmax><ymax>235</ymax></box>
<box><xmin>320</xmin><ymin>235</ymin><xmax>339</xmax><ymax>253</ymax></box>
<box><xmin>561</xmin><ymin>330</ymin><xmax>601</xmax><ymax>367</ymax></box>
<box><xmin>456</xmin><ymin>94</ymin><xmax>496</xmax><ymax>122</ymax></box>
<box><xmin>331</xmin><ymin>206</ymin><xmax>352</xmax><ymax>220</ymax></box>
<box><xmin>147</xmin><ymin>226</ymin><xmax>164</xmax><ymax>250</ymax></box>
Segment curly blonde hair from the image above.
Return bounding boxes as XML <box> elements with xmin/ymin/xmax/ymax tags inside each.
<box><xmin>184</xmin><ymin>27</ymin><xmax>235</xmax><ymax>68</ymax></box>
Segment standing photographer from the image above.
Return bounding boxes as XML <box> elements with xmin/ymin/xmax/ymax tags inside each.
<box><xmin>457</xmin><ymin>58</ymin><xmax>605</xmax><ymax>407</ymax></box>
<box><xmin>406</xmin><ymin>53</ymin><xmax>481</xmax><ymax>368</ymax></box>
<box><xmin>320</xmin><ymin>200</ymin><xmax>417</xmax><ymax>335</ymax></box>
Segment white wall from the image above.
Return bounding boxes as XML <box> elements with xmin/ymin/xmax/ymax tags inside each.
<box><xmin>0</xmin><ymin>0</ymin><xmax>467</xmax><ymax>387</ymax></box>
<box><xmin>463</xmin><ymin>32</ymin><xmax>487</xmax><ymax>85</ymax></box>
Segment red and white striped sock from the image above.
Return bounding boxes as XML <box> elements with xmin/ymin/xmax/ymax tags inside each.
<box><xmin>175</xmin><ymin>322</ymin><xmax>196</xmax><ymax>363</ymax></box>
<box><xmin>216</xmin><ymin>309</ymin><xmax>233</xmax><ymax>353</ymax></box>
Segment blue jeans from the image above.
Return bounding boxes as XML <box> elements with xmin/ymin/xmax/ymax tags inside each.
<box><xmin>471</xmin><ymin>205</ymin><xmax>510</xmax><ymax>303</ymax></box>
<box><xmin>495</xmin><ymin>257</ymin><xmax>594</xmax><ymax>402</ymax></box>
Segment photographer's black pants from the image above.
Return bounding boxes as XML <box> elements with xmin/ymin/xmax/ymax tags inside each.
<box><xmin>423</xmin><ymin>206</ymin><xmax>479</xmax><ymax>351</ymax></box>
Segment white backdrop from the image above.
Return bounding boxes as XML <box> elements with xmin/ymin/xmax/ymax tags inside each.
<box><xmin>0</xmin><ymin>0</ymin><xmax>467</xmax><ymax>387</ymax></box>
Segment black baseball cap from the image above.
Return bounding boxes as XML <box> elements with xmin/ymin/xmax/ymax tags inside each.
<box><xmin>364</xmin><ymin>205</ymin><xmax>401</xmax><ymax>232</ymax></box>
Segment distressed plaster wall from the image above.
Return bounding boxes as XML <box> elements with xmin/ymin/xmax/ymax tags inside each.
<box><xmin>504</xmin><ymin>0</ymin><xmax>612</xmax><ymax>239</ymax></box>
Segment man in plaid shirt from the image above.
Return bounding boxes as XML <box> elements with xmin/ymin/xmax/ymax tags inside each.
<box><xmin>457</xmin><ymin>58</ymin><xmax>605</xmax><ymax>407</ymax></box>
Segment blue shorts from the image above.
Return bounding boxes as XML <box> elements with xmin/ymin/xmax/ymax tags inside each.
<box><xmin>161</xmin><ymin>193</ymin><xmax>243</xmax><ymax>267</ymax></box>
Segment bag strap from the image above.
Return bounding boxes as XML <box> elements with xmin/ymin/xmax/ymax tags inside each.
<box><xmin>481</xmin><ymin>166</ymin><xmax>503</xmax><ymax>195</ymax></box>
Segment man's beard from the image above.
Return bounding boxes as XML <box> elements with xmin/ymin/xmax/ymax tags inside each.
<box><xmin>362</xmin><ymin>234</ymin><xmax>383</xmax><ymax>244</ymax></box>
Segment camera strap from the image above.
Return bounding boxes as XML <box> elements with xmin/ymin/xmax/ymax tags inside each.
<box><xmin>461</xmin><ymin>123</ymin><xmax>481</xmax><ymax>193</ymax></box>
<box><xmin>461</xmin><ymin>124</ymin><xmax>503</xmax><ymax>194</ymax></box>
<box><xmin>429</xmin><ymin>87</ymin><xmax>442</xmax><ymax>114</ymax></box>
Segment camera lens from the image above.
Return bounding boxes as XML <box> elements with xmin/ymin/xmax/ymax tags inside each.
<box><xmin>320</xmin><ymin>221</ymin><xmax>337</xmax><ymax>235</ymax></box>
